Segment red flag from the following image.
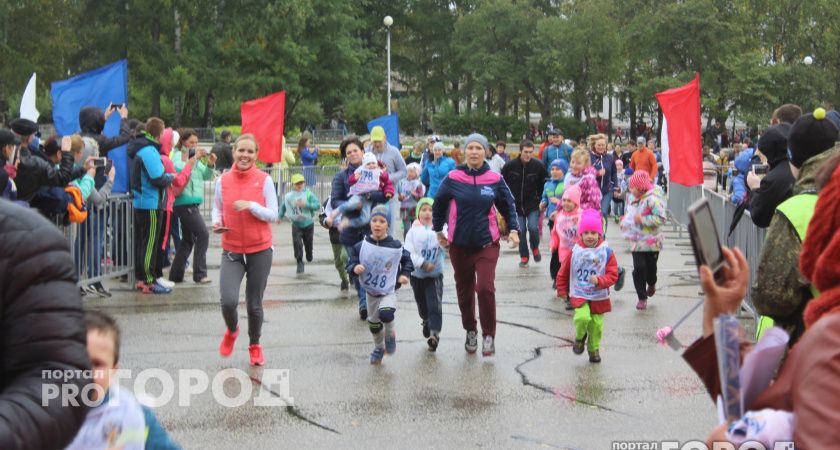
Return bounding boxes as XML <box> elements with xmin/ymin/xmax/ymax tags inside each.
<box><xmin>241</xmin><ymin>91</ymin><xmax>285</xmax><ymax>164</ymax></box>
<box><xmin>656</xmin><ymin>74</ymin><xmax>703</xmax><ymax>186</ymax></box>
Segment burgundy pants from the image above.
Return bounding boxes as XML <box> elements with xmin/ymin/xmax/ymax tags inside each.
<box><xmin>449</xmin><ymin>242</ymin><xmax>500</xmax><ymax>337</ymax></box>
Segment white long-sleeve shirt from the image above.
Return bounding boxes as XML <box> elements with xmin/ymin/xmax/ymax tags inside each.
<box><xmin>211</xmin><ymin>176</ymin><xmax>278</xmax><ymax>225</ymax></box>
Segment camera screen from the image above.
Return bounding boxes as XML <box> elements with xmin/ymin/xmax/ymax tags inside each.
<box><xmin>693</xmin><ymin>203</ymin><xmax>723</xmax><ymax>268</ymax></box>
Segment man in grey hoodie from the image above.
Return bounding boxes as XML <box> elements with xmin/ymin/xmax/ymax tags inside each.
<box><xmin>366</xmin><ymin>125</ymin><xmax>407</xmax><ymax>233</ymax></box>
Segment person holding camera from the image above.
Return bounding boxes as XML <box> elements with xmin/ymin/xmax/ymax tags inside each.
<box><xmin>168</xmin><ymin>128</ymin><xmax>216</xmax><ymax>284</ymax></box>
<box><xmin>746</xmin><ymin>124</ymin><xmax>795</xmax><ymax>228</ymax></box>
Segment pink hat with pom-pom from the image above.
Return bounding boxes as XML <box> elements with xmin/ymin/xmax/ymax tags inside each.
<box><xmin>578</xmin><ymin>209</ymin><xmax>603</xmax><ymax>235</ymax></box>
<box><xmin>630</xmin><ymin>170</ymin><xmax>653</xmax><ymax>192</ymax></box>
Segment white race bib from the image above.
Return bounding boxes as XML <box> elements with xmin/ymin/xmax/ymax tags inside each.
<box><xmin>359</xmin><ymin>240</ymin><xmax>403</xmax><ymax>295</ymax></box>
<box><xmin>350</xmin><ymin>168</ymin><xmax>381</xmax><ymax>195</ymax></box>
<box><xmin>412</xmin><ymin>226</ymin><xmax>444</xmax><ymax>277</ymax></box>
<box><xmin>569</xmin><ymin>244</ymin><xmax>610</xmax><ymax>300</ymax></box>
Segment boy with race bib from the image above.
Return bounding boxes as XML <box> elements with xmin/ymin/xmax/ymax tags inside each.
<box><xmin>347</xmin><ymin>205</ymin><xmax>414</xmax><ymax>364</ymax></box>
<box><xmin>404</xmin><ymin>198</ymin><xmax>446</xmax><ymax>351</ymax></box>
<box><xmin>556</xmin><ymin>209</ymin><xmax>619</xmax><ymax>363</ymax></box>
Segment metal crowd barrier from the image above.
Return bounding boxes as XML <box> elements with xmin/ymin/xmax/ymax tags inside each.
<box><xmin>667</xmin><ymin>183</ymin><xmax>766</xmax><ymax>321</ymax></box>
<box><xmin>200</xmin><ymin>164</ymin><xmax>343</xmax><ymax>222</ymax></box>
<box><xmin>56</xmin><ymin>194</ymin><xmax>135</xmax><ymax>287</ymax></box>
<box><xmin>194</xmin><ymin>128</ymin><xmax>216</xmax><ymax>143</ymax></box>
<box><xmin>311</xmin><ymin>129</ymin><xmax>346</xmax><ymax>144</ymax></box>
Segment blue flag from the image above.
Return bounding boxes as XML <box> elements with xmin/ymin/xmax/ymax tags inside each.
<box><xmin>51</xmin><ymin>60</ymin><xmax>128</xmax><ymax>136</ymax></box>
<box><xmin>367</xmin><ymin>113</ymin><xmax>400</xmax><ymax>149</ymax></box>
<box><xmin>51</xmin><ymin>60</ymin><xmax>130</xmax><ymax>192</ymax></box>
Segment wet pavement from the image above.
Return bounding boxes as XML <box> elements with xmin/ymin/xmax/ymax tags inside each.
<box><xmin>86</xmin><ymin>220</ymin><xmax>721</xmax><ymax>449</ymax></box>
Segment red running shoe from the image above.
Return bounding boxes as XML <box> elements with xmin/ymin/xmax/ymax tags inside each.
<box><xmin>219</xmin><ymin>326</ymin><xmax>239</xmax><ymax>357</ymax></box>
<box><xmin>249</xmin><ymin>344</ymin><xmax>265</xmax><ymax>366</ymax></box>
<box><xmin>532</xmin><ymin>248</ymin><xmax>541</xmax><ymax>262</ymax></box>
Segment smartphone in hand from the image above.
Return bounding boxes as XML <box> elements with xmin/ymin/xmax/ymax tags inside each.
<box><xmin>688</xmin><ymin>198</ymin><xmax>727</xmax><ymax>283</ymax></box>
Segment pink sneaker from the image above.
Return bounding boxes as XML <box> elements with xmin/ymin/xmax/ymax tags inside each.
<box><xmin>636</xmin><ymin>299</ymin><xmax>648</xmax><ymax>310</ymax></box>
<box><xmin>219</xmin><ymin>327</ymin><xmax>239</xmax><ymax>357</ymax></box>
<box><xmin>249</xmin><ymin>344</ymin><xmax>265</xmax><ymax>366</ymax></box>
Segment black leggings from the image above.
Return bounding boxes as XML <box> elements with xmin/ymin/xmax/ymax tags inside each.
<box><xmin>631</xmin><ymin>251</ymin><xmax>659</xmax><ymax>300</ymax></box>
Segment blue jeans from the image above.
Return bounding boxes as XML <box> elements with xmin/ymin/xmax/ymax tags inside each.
<box><xmin>344</xmin><ymin>244</ymin><xmax>367</xmax><ymax>310</ymax></box>
<box><xmin>600</xmin><ymin>193</ymin><xmax>612</xmax><ymax>231</ymax></box>
<box><xmin>517</xmin><ymin>210</ymin><xmax>541</xmax><ymax>258</ymax></box>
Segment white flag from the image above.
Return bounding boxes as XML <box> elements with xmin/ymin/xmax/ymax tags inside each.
<box><xmin>20</xmin><ymin>73</ymin><xmax>39</xmax><ymax>122</ymax></box>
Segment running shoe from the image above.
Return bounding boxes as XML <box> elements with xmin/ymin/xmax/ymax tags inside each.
<box><xmin>340</xmin><ymin>280</ymin><xmax>350</xmax><ymax>292</ymax></box>
<box><xmin>482</xmin><ymin>335</ymin><xmax>495</xmax><ymax>356</ymax></box>
<box><xmin>615</xmin><ymin>267</ymin><xmax>626</xmax><ymax>291</ymax></box>
<box><xmin>421</xmin><ymin>320</ymin><xmax>430</xmax><ymax>338</ymax></box>
<box><xmin>219</xmin><ymin>326</ymin><xmax>239</xmax><ymax>357</ymax></box>
<box><xmin>156</xmin><ymin>277</ymin><xmax>175</xmax><ymax>289</ymax></box>
<box><xmin>385</xmin><ymin>332</ymin><xmax>397</xmax><ymax>354</ymax></box>
<box><xmin>465</xmin><ymin>330</ymin><xmax>478</xmax><ymax>353</ymax></box>
<box><xmin>149</xmin><ymin>282</ymin><xmax>172</xmax><ymax>295</ymax></box>
<box><xmin>519</xmin><ymin>257</ymin><xmax>529</xmax><ymax>268</ymax></box>
<box><xmin>427</xmin><ymin>334</ymin><xmax>439</xmax><ymax>352</ymax></box>
<box><xmin>588</xmin><ymin>350</ymin><xmax>601</xmax><ymax>363</ymax></box>
<box><xmin>532</xmin><ymin>248</ymin><xmax>541</xmax><ymax>262</ymax></box>
<box><xmin>636</xmin><ymin>299</ymin><xmax>648</xmax><ymax>310</ymax></box>
<box><xmin>93</xmin><ymin>282</ymin><xmax>112</xmax><ymax>298</ymax></box>
<box><xmin>249</xmin><ymin>344</ymin><xmax>265</xmax><ymax>366</ymax></box>
<box><xmin>573</xmin><ymin>334</ymin><xmax>587</xmax><ymax>355</ymax></box>
<box><xmin>370</xmin><ymin>347</ymin><xmax>385</xmax><ymax>365</ymax></box>
<box><xmin>646</xmin><ymin>284</ymin><xmax>656</xmax><ymax>297</ymax></box>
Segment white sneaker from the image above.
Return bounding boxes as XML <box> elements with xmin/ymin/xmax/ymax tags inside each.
<box><xmin>156</xmin><ymin>277</ymin><xmax>175</xmax><ymax>289</ymax></box>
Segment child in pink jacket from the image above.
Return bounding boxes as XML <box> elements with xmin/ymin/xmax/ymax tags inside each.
<box><xmin>549</xmin><ymin>184</ymin><xmax>582</xmax><ymax>309</ymax></box>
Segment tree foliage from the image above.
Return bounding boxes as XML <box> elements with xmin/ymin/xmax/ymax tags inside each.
<box><xmin>0</xmin><ymin>0</ymin><xmax>838</xmax><ymax>136</ymax></box>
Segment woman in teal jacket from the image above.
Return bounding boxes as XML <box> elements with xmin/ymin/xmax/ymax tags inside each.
<box><xmin>168</xmin><ymin>129</ymin><xmax>217</xmax><ymax>284</ymax></box>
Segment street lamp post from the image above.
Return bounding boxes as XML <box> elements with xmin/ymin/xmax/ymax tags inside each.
<box><xmin>384</xmin><ymin>15</ymin><xmax>393</xmax><ymax>115</ymax></box>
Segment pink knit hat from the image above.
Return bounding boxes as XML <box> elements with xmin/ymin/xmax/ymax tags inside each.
<box><xmin>629</xmin><ymin>170</ymin><xmax>653</xmax><ymax>192</ymax></box>
<box><xmin>578</xmin><ymin>209</ymin><xmax>603</xmax><ymax>235</ymax></box>
<box><xmin>562</xmin><ymin>184</ymin><xmax>582</xmax><ymax>208</ymax></box>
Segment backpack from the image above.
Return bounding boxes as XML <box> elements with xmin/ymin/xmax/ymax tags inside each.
<box><xmin>30</xmin><ymin>185</ymin><xmax>88</xmax><ymax>225</ymax></box>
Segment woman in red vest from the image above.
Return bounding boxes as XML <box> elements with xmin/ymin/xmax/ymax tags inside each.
<box><xmin>212</xmin><ymin>134</ymin><xmax>278</xmax><ymax>366</ymax></box>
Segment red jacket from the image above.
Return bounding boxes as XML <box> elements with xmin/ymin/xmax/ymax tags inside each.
<box><xmin>556</xmin><ymin>237</ymin><xmax>619</xmax><ymax>314</ymax></box>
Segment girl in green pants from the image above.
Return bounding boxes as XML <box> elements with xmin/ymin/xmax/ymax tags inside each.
<box><xmin>556</xmin><ymin>209</ymin><xmax>619</xmax><ymax>363</ymax></box>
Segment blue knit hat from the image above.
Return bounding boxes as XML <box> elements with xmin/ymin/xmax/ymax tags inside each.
<box><xmin>370</xmin><ymin>205</ymin><xmax>391</xmax><ymax>225</ymax></box>
<box><xmin>550</xmin><ymin>159</ymin><xmax>569</xmax><ymax>173</ymax></box>
<box><xmin>463</xmin><ymin>133</ymin><xmax>489</xmax><ymax>151</ymax></box>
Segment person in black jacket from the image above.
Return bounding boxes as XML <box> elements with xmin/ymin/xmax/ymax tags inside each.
<box><xmin>589</xmin><ymin>133</ymin><xmax>618</xmax><ymax>226</ymax></box>
<box><xmin>0</xmin><ymin>198</ymin><xmax>91</xmax><ymax>449</ymax></box>
<box><xmin>14</xmin><ymin>135</ymin><xmax>78</xmax><ymax>203</ymax></box>
<box><xmin>748</xmin><ymin>124</ymin><xmax>795</xmax><ymax>228</ymax></box>
<box><xmin>501</xmin><ymin>140</ymin><xmax>547</xmax><ymax>267</ymax></box>
<box><xmin>211</xmin><ymin>130</ymin><xmax>234</xmax><ymax>171</ymax></box>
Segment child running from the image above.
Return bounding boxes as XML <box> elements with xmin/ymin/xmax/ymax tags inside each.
<box><xmin>397</xmin><ymin>162</ymin><xmax>426</xmax><ymax>238</ymax></box>
<box><xmin>549</xmin><ymin>184</ymin><xmax>582</xmax><ymax>308</ymax></box>
<box><xmin>319</xmin><ymin>199</ymin><xmax>350</xmax><ymax>291</ymax></box>
<box><xmin>620</xmin><ymin>170</ymin><xmax>666</xmax><ymax>310</ymax></box>
<box><xmin>563</xmin><ymin>148</ymin><xmax>601</xmax><ymax>212</ymax></box>
<box><xmin>611</xmin><ymin>161</ymin><xmax>628</xmax><ymax>223</ymax></box>
<box><xmin>280</xmin><ymin>173</ymin><xmax>321</xmax><ymax>274</ymax></box>
<box><xmin>404</xmin><ymin>198</ymin><xmax>445</xmax><ymax>351</ymax></box>
<box><xmin>327</xmin><ymin>152</ymin><xmax>394</xmax><ymax>230</ymax></box>
<box><xmin>540</xmin><ymin>158</ymin><xmax>568</xmax><ymax>232</ymax></box>
<box><xmin>556</xmin><ymin>209</ymin><xmax>619</xmax><ymax>363</ymax></box>
<box><xmin>347</xmin><ymin>205</ymin><xmax>414</xmax><ymax>364</ymax></box>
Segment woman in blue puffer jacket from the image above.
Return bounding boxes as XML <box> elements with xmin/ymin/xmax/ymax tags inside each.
<box><xmin>731</xmin><ymin>147</ymin><xmax>756</xmax><ymax>205</ymax></box>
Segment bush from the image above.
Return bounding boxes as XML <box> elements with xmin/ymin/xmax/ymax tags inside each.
<box><xmin>546</xmin><ymin>116</ymin><xmax>591</xmax><ymax>142</ymax></box>
<box><xmin>432</xmin><ymin>112</ymin><xmax>528</xmax><ymax>141</ymax></box>
<box><xmin>344</xmin><ymin>94</ymin><xmax>386</xmax><ymax>135</ymax></box>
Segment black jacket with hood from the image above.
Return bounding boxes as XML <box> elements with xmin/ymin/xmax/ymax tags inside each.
<box><xmin>79</xmin><ymin>106</ymin><xmax>131</xmax><ymax>188</ymax></box>
<box><xmin>14</xmin><ymin>146</ymin><xmax>77</xmax><ymax>202</ymax></box>
<box><xmin>749</xmin><ymin>124</ymin><xmax>796</xmax><ymax>228</ymax></box>
<box><xmin>0</xmin><ymin>199</ymin><xmax>91</xmax><ymax>449</ymax></box>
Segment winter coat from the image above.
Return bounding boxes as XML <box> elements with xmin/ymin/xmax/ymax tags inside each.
<box><xmin>300</xmin><ymin>146</ymin><xmax>318</xmax><ymax>166</ymax></box>
<box><xmin>564</xmin><ymin>167</ymin><xmax>602</xmax><ymax>212</ymax></box>
<box><xmin>0</xmin><ymin>199</ymin><xmax>91</xmax><ymax>450</ymax></box>
<box><xmin>404</xmin><ymin>219</ymin><xmax>445</xmax><ymax>278</ymax></box>
<box><xmin>749</xmin><ymin>162</ymin><xmax>795</xmax><ymax>228</ymax></box>
<box><xmin>421</xmin><ymin>155</ymin><xmax>456</xmax><ymax>198</ymax></box>
<box><xmin>621</xmin><ymin>186</ymin><xmax>667</xmax><ymax>252</ymax></box>
<box><xmin>14</xmin><ymin>149</ymin><xmax>76</xmax><ymax>202</ymax></box>
<box><xmin>501</xmin><ymin>157</ymin><xmax>548</xmax><ymax>215</ymax></box>
<box><xmin>549</xmin><ymin>208</ymin><xmax>581</xmax><ymax>258</ymax></box>
<box><xmin>78</xmin><ymin>106</ymin><xmax>132</xmax><ymax>191</ymax></box>
<box><xmin>432</xmin><ymin>162</ymin><xmax>519</xmax><ymax>249</ymax></box>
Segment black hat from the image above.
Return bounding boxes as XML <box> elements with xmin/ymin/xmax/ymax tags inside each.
<box><xmin>789</xmin><ymin>108</ymin><xmax>840</xmax><ymax>168</ymax></box>
<box><xmin>0</xmin><ymin>129</ymin><xmax>20</xmax><ymax>146</ymax></box>
<box><xmin>10</xmin><ymin>118</ymin><xmax>38</xmax><ymax>136</ymax></box>
<box><xmin>757</xmin><ymin>123</ymin><xmax>791</xmax><ymax>165</ymax></box>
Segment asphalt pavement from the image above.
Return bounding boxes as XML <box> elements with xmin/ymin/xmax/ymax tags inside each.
<box><xmin>85</xmin><ymin>219</ymin><xmax>721</xmax><ymax>449</ymax></box>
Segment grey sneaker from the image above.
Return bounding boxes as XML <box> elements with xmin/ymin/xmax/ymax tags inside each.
<box><xmin>296</xmin><ymin>261</ymin><xmax>304</xmax><ymax>274</ymax></box>
<box><xmin>465</xmin><ymin>330</ymin><xmax>478</xmax><ymax>354</ymax></box>
<box><xmin>482</xmin><ymin>335</ymin><xmax>495</xmax><ymax>356</ymax></box>
<box><xmin>615</xmin><ymin>266</ymin><xmax>626</xmax><ymax>291</ymax></box>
